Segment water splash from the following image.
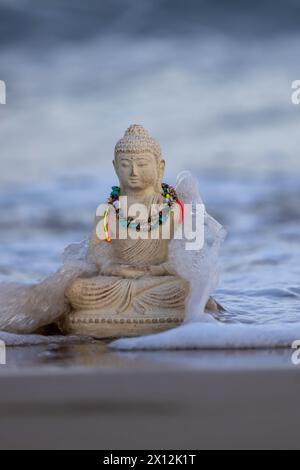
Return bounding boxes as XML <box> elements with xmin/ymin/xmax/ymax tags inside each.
<box><xmin>110</xmin><ymin>172</ymin><xmax>300</xmax><ymax>350</ymax></box>
<box><xmin>0</xmin><ymin>240</ymin><xmax>98</xmax><ymax>338</ymax></box>
<box><xmin>165</xmin><ymin>172</ymin><xmax>226</xmax><ymax>322</ymax></box>
<box><xmin>109</xmin><ymin>321</ymin><xmax>300</xmax><ymax>350</ymax></box>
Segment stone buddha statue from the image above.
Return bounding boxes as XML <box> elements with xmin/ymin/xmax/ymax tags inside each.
<box><xmin>60</xmin><ymin>125</ymin><xmax>220</xmax><ymax>338</ymax></box>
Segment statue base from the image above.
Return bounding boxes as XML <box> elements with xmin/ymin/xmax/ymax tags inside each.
<box><xmin>59</xmin><ymin>273</ymin><xmax>188</xmax><ymax>338</ymax></box>
<box><xmin>59</xmin><ymin>308</ymin><xmax>185</xmax><ymax>338</ymax></box>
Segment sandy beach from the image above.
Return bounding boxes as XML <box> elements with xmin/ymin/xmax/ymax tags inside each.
<box><xmin>0</xmin><ymin>342</ymin><xmax>299</xmax><ymax>450</ymax></box>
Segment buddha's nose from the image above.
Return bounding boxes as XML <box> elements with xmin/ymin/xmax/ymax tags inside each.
<box><xmin>131</xmin><ymin>163</ymin><xmax>138</xmax><ymax>176</ymax></box>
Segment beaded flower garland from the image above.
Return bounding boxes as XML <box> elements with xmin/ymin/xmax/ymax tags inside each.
<box><xmin>103</xmin><ymin>183</ymin><xmax>183</xmax><ymax>242</ymax></box>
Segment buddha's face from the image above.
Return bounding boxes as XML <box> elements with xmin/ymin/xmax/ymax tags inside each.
<box><xmin>114</xmin><ymin>152</ymin><xmax>165</xmax><ymax>192</ymax></box>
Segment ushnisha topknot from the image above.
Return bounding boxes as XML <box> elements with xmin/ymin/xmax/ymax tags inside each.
<box><xmin>114</xmin><ymin>124</ymin><xmax>162</xmax><ymax>160</ymax></box>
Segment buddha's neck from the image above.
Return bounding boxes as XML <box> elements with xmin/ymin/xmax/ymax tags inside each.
<box><xmin>120</xmin><ymin>186</ymin><xmax>160</xmax><ymax>203</ymax></box>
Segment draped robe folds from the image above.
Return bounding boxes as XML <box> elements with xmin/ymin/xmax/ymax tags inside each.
<box><xmin>64</xmin><ymin>192</ymin><xmax>189</xmax><ymax>320</ymax></box>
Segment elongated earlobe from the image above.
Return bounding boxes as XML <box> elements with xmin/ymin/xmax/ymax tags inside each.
<box><xmin>159</xmin><ymin>159</ymin><xmax>165</xmax><ymax>180</ymax></box>
<box><xmin>155</xmin><ymin>160</ymin><xmax>164</xmax><ymax>192</ymax></box>
<box><xmin>113</xmin><ymin>159</ymin><xmax>119</xmax><ymax>178</ymax></box>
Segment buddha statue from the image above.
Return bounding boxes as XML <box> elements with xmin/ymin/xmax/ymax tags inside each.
<box><xmin>60</xmin><ymin>125</ymin><xmax>220</xmax><ymax>338</ymax></box>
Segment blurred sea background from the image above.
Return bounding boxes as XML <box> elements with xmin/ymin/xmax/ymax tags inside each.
<box><xmin>0</xmin><ymin>0</ymin><xmax>299</xmax><ymax>325</ymax></box>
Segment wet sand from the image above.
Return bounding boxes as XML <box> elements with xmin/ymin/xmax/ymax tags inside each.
<box><xmin>0</xmin><ymin>342</ymin><xmax>300</xmax><ymax>449</ymax></box>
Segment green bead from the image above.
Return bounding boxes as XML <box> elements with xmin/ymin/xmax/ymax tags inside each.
<box><xmin>111</xmin><ymin>186</ymin><xmax>120</xmax><ymax>195</ymax></box>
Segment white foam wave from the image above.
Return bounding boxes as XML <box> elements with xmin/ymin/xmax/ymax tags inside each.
<box><xmin>109</xmin><ymin>318</ymin><xmax>300</xmax><ymax>350</ymax></box>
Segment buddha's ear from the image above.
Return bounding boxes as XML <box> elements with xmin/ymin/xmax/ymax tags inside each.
<box><xmin>112</xmin><ymin>159</ymin><xmax>118</xmax><ymax>174</ymax></box>
<box><xmin>159</xmin><ymin>159</ymin><xmax>165</xmax><ymax>180</ymax></box>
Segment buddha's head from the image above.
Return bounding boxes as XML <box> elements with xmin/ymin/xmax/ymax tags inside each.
<box><xmin>113</xmin><ymin>124</ymin><xmax>165</xmax><ymax>193</ymax></box>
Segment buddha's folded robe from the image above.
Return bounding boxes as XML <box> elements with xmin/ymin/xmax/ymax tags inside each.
<box><xmin>65</xmin><ymin>206</ymin><xmax>221</xmax><ymax>317</ymax></box>
<box><xmin>66</xmin><ymin>274</ymin><xmax>189</xmax><ymax>315</ymax></box>
<box><xmin>66</xmin><ymin>218</ymin><xmax>190</xmax><ymax>316</ymax></box>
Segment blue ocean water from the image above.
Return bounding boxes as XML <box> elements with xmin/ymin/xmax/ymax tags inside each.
<box><xmin>0</xmin><ymin>172</ymin><xmax>299</xmax><ymax>325</ymax></box>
